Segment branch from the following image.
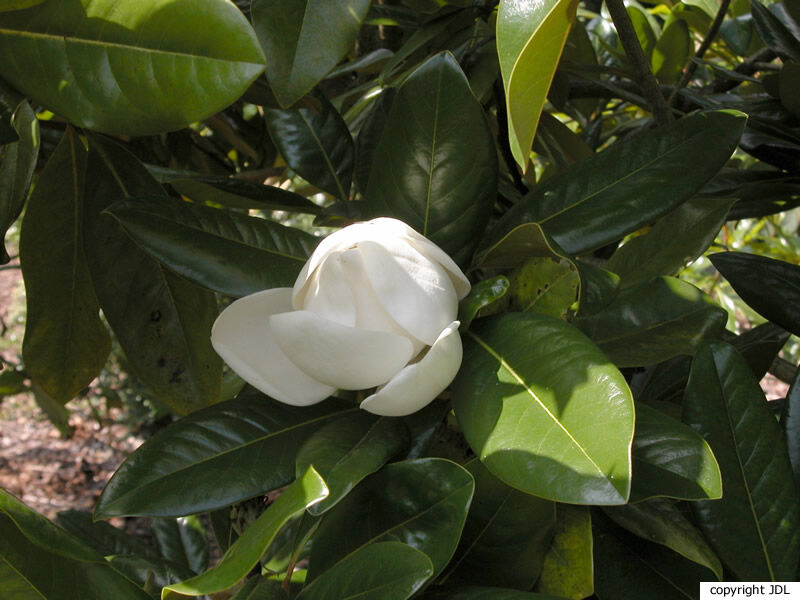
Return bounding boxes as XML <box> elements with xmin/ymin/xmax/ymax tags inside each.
<box><xmin>667</xmin><ymin>0</ymin><xmax>733</xmax><ymax>106</ymax></box>
<box><xmin>605</xmin><ymin>0</ymin><xmax>674</xmax><ymax>125</ymax></box>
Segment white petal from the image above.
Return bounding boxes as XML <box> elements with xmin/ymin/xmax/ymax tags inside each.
<box><xmin>270</xmin><ymin>310</ymin><xmax>415</xmax><ymax>390</ymax></box>
<box><xmin>360</xmin><ymin>321</ymin><xmax>463</xmax><ymax>417</ymax></box>
<box><xmin>357</xmin><ymin>240</ymin><xmax>457</xmax><ymax>346</ymax></box>
<box><xmin>407</xmin><ymin>236</ymin><xmax>471</xmax><ymax>299</ymax></box>
<box><xmin>210</xmin><ymin>289</ymin><xmax>335</xmax><ymax>406</ymax></box>
<box><xmin>301</xmin><ymin>254</ymin><xmax>357</xmax><ymax>327</ymax></box>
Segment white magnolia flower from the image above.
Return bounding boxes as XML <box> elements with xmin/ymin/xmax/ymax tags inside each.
<box><xmin>211</xmin><ymin>217</ymin><xmax>470</xmax><ymax>416</ymax></box>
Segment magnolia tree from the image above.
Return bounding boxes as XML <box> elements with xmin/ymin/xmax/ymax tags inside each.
<box><xmin>1</xmin><ymin>0</ymin><xmax>800</xmax><ymax>598</ymax></box>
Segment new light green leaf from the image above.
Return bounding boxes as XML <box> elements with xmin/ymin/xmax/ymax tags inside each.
<box><xmin>251</xmin><ymin>0</ymin><xmax>371</xmax><ymax>107</ymax></box>
<box><xmin>20</xmin><ymin>128</ymin><xmax>111</xmax><ymax>404</ymax></box>
<box><xmin>683</xmin><ymin>342</ymin><xmax>800</xmax><ymax>582</ymax></box>
<box><xmin>162</xmin><ymin>467</ymin><xmax>328</xmax><ymax>599</ymax></box>
<box><xmin>0</xmin><ymin>0</ymin><xmax>266</xmax><ymax>135</ymax></box>
<box><xmin>95</xmin><ymin>392</ymin><xmax>354</xmax><ymax>518</ymax></box>
<box><xmin>497</xmin><ymin>0</ymin><xmax>578</xmax><ymax>170</ymax></box>
<box><xmin>452</xmin><ymin>312</ymin><xmax>634</xmax><ymax>505</ymax></box>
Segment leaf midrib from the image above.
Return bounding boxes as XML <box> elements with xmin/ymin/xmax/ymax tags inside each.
<box><xmin>0</xmin><ymin>28</ymin><xmax>263</xmax><ymax>65</ymax></box>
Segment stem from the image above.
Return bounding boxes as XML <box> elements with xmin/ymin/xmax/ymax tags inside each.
<box><xmin>605</xmin><ymin>0</ymin><xmax>674</xmax><ymax>125</ymax></box>
<box><xmin>667</xmin><ymin>0</ymin><xmax>733</xmax><ymax>106</ymax></box>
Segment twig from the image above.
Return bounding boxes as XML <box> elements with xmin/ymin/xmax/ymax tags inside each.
<box><xmin>605</xmin><ymin>0</ymin><xmax>674</xmax><ymax>125</ymax></box>
<box><xmin>708</xmin><ymin>47</ymin><xmax>777</xmax><ymax>93</ymax></box>
<box><xmin>668</xmin><ymin>0</ymin><xmax>733</xmax><ymax>106</ymax></box>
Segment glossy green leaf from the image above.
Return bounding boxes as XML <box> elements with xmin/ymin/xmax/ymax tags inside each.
<box><xmin>309</xmin><ymin>458</ymin><xmax>474</xmax><ymax>580</ymax></box>
<box><xmin>605</xmin><ymin>499</ymin><xmax>722</xmax><ymax>580</ymax></box>
<box><xmin>785</xmin><ymin>367</ymin><xmax>800</xmax><ymax>485</ymax></box>
<box><xmin>20</xmin><ymin>128</ymin><xmax>110</xmax><ymax>404</ymax></box>
<box><xmin>365</xmin><ymin>52</ymin><xmax>497</xmax><ymax>266</ymax></box>
<box><xmin>107</xmin><ymin>554</ymin><xmax>195</xmax><ymax>595</ymax></box>
<box><xmin>575</xmin><ymin>261</ymin><xmax>620</xmax><ymax>317</ymax></box>
<box><xmin>83</xmin><ymin>135</ymin><xmax>221</xmax><ymax>414</ymax></box>
<box><xmin>710</xmin><ymin>251</ymin><xmax>800</xmax><ymax>337</ymax></box>
<box><xmin>534</xmin><ymin>505</ymin><xmax>593</xmax><ymax>600</ymax></box>
<box><xmin>156</xmin><ymin>172</ymin><xmax>321</xmax><ymax>214</ymax></box>
<box><xmin>630</xmin><ymin>403</ymin><xmax>722</xmax><ymax>502</ymax></box>
<box><xmin>751</xmin><ymin>0</ymin><xmax>800</xmax><ymax>62</ymax></box>
<box><xmin>354</xmin><ymin>88</ymin><xmax>395</xmax><ymax>194</ymax></box>
<box><xmin>593</xmin><ymin>511</ymin><xmax>715</xmax><ymax>600</ymax></box>
<box><xmin>0</xmin><ymin>489</ymin><xmax>151</xmax><ymax>600</ymax></box>
<box><xmin>95</xmin><ymin>392</ymin><xmax>354</xmax><ymax>518</ymax></box>
<box><xmin>458</xmin><ymin>276</ymin><xmax>510</xmax><ymax>330</ymax></box>
<box><xmin>487</xmin><ymin>110</ymin><xmax>747</xmax><ymax>255</ymax></box>
<box><xmin>151</xmin><ymin>516</ymin><xmax>209</xmax><ymax>575</ymax></box>
<box><xmin>577</xmin><ymin>277</ymin><xmax>727</xmax><ymax>367</ymax></box>
<box><xmin>163</xmin><ymin>467</ymin><xmax>328</xmax><ymax>599</ymax></box>
<box><xmin>251</xmin><ymin>0</ymin><xmax>371</xmax><ymax>107</ymax></box>
<box><xmin>444</xmin><ymin>460</ymin><xmax>555</xmax><ymax>590</ymax></box>
<box><xmin>296</xmin><ymin>411</ymin><xmax>409</xmax><ymax>515</ymax></box>
<box><xmin>476</xmin><ymin>222</ymin><xmax>572</xmax><ymax>271</ymax></box>
<box><xmin>56</xmin><ymin>510</ymin><xmax>160</xmax><ymax>561</ymax></box>
<box><xmin>607</xmin><ymin>196</ymin><xmax>736</xmax><ymax>288</ymax></box>
<box><xmin>0</xmin><ymin>0</ymin><xmax>265</xmax><ymax>135</ymax></box>
<box><xmin>653</xmin><ymin>19</ymin><xmax>691</xmax><ymax>84</ymax></box>
<box><xmin>105</xmin><ymin>195</ymin><xmax>318</xmax><ymax>298</ymax></box>
<box><xmin>297</xmin><ymin>542</ymin><xmax>432</xmax><ymax>600</ymax></box>
<box><xmin>497</xmin><ymin>0</ymin><xmax>578</xmax><ymax>170</ymax></box>
<box><xmin>0</xmin><ymin>87</ymin><xmax>38</xmax><ymax>264</ymax></box>
<box><xmin>266</xmin><ymin>91</ymin><xmax>354</xmax><ymax>200</ymax></box>
<box><xmin>683</xmin><ymin>342</ymin><xmax>800</xmax><ymax>581</ymax></box>
<box><xmin>452</xmin><ymin>312</ymin><xmax>634</xmax><ymax>505</ymax></box>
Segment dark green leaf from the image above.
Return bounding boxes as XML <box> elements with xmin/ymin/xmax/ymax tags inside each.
<box><xmin>728</xmin><ymin>322</ymin><xmax>791</xmax><ymax>380</ymax></box>
<box><xmin>0</xmin><ymin>0</ymin><xmax>265</xmax><ymax>135</ymax></box>
<box><xmin>0</xmin><ymin>489</ymin><xmax>151</xmax><ymax>600</ymax></box>
<box><xmin>265</xmin><ymin>91</ymin><xmax>354</xmax><ymax>200</ymax></box>
<box><xmin>30</xmin><ymin>382</ymin><xmax>73</xmax><ymax>437</ymax></box>
<box><xmin>107</xmin><ymin>554</ymin><xmax>195</xmax><ymax>595</ymax></box>
<box><xmin>0</xmin><ymin>86</ymin><xmax>38</xmax><ymax>264</ymax></box>
<box><xmin>458</xmin><ymin>276</ymin><xmax>510</xmax><ymax>330</ymax></box>
<box><xmin>631</xmin><ymin>403</ymin><xmax>722</xmax><ymax>502</ymax></box>
<box><xmin>452</xmin><ymin>313</ymin><xmax>634</xmax><ymax>505</ymax></box>
<box><xmin>421</xmin><ymin>587</ymin><xmax>567</xmax><ymax>599</ymax></box>
<box><xmin>105</xmin><ymin>195</ymin><xmax>318</xmax><ymax>297</ymax></box>
<box><xmin>626</xmin><ymin>3</ymin><xmax>658</xmax><ymax>62</ymax></box>
<box><xmin>83</xmin><ymin>135</ymin><xmax>222</xmax><ymax>415</ymax></box>
<box><xmin>497</xmin><ymin>0</ymin><xmax>578</xmax><ymax>170</ymax></box>
<box><xmin>251</xmin><ymin>0</ymin><xmax>371</xmax><ymax>107</ymax></box>
<box><xmin>296</xmin><ymin>411</ymin><xmax>409</xmax><ymax>514</ymax></box>
<box><xmin>785</xmin><ymin>367</ymin><xmax>800</xmax><ymax>486</ymax></box>
<box><xmin>20</xmin><ymin>128</ymin><xmax>110</xmax><ymax>404</ymax></box>
<box><xmin>604</xmin><ymin>499</ymin><xmax>722</xmax><ymax>579</ymax></box>
<box><xmin>607</xmin><ymin>196</ymin><xmax>735</xmax><ymax>288</ymax></box>
<box><xmin>576</xmin><ymin>277</ymin><xmax>727</xmax><ymax>367</ymax></box>
<box><xmin>534</xmin><ymin>505</ymin><xmax>593</xmax><ymax>600</ymax></box>
<box><xmin>297</xmin><ymin>542</ymin><xmax>433</xmax><ymax>600</ymax></box>
<box><xmin>444</xmin><ymin>460</ymin><xmax>555</xmax><ymax>590</ymax></box>
<box><xmin>0</xmin><ymin>369</ymin><xmax>25</xmax><ymax>395</ymax></box>
<box><xmin>575</xmin><ymin>261</ymin><xmax>620</xmax><ymax>317</ymax></box>
<box><xmin>309</xmin><ymin>458</ymin><xmax>473</xmax><ymax>580</ymax></box>
<box><xmin>365</xmin><ymin>52</ymin><xmax>497</xmax><ymax>266</ymax></box>
<box><xmin>0</xmin><ymin>0</ymin><xmax>45</xmax><ymax>12</ymax></box>
<box><xmin>683</xmin><ymin>342</ymin><xmax>800</xmax><ymax>581</ymax></box>
<box><xmin>151</xmin><ymin>516</ymin><xmax>209</xmax><ymax>574</ymax></box>
<box><xmin>230</xmin><ymin>577</ymin><xmax>288</xmax><ymax>600</ymax></box>
<box><xmin>475</xmin><ymin>222</ymin><xmax>572</xmax><ymax>271</ymax></box>
<box><xmin>593</xmin><ymin>511</ymin><xmax>713</xmax><ymax>600</ymax></box>
<box><xmin>710</xmin><ymin>251</ymin><xmax>800</xmax><ymax>337</ymax></box>
<box><xmin>94</xmin><ymin>391</ymin><xmax>354</xmax><ymax>518</ymax></box>
<box><xmin>163</xmin><ymin>467</ymin><xmax>328</xmax><ymax>598</ymax></box>
<box><xmin>751</xmin><ymin>0</ymin><xmax>800</xmax><ymax>62</ymax></box>
<box><xmin>487</xmin><ymin>110</ymin><xmax>747</xmax><ymax>255</ymax></box>
<box><xmin>354</xmin><ymin>88</ymin><xmax>396</xmax><ymax>194</ymax></box>
<box><xmin>56</xmin><ymin>510</ymin><xmax>160</xmax><ymax>561</ymax></box>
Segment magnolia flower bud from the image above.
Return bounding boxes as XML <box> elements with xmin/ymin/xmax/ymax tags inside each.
<box><xmin>211</xmin><ymin>218</ymin><xmax>470</xmax><ymax>416</ymax></box>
